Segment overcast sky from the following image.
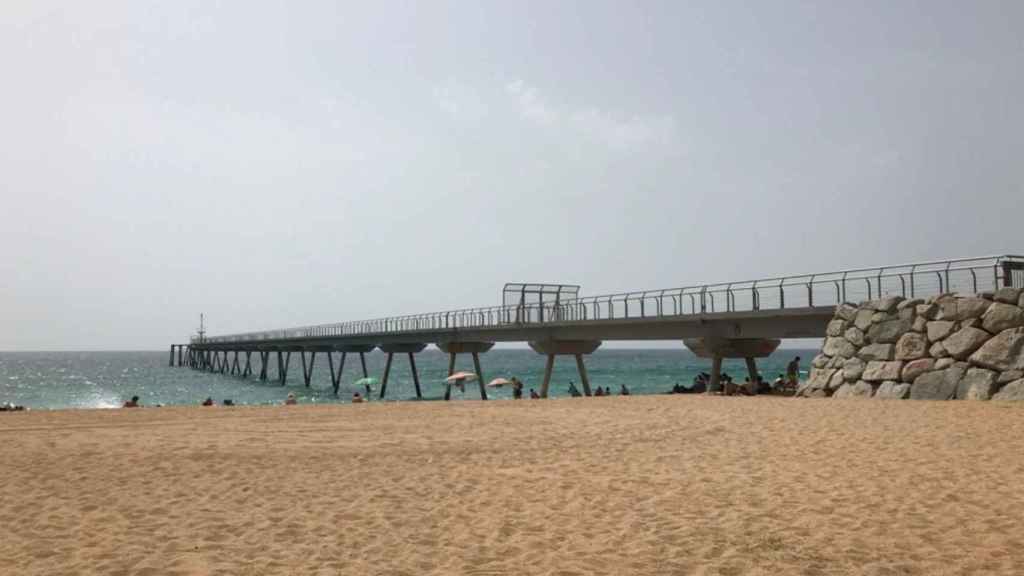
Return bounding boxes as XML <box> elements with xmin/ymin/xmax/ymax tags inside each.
<box><xmin>1</xmin><ymin>1</ymin><xmax>1021</xmax><ymax>350</ymax></box>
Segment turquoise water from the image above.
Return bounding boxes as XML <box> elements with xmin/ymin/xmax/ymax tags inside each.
<box><xmin>0</xmin><ymin>349</ymin><xmax>815</xmax><ymax>410</ymax></box>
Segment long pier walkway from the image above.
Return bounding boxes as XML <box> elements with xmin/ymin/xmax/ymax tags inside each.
<box><xmin>171</xmin><ymin>255</ymin><xmax>1023</xmax><ymax>399</ymax></box>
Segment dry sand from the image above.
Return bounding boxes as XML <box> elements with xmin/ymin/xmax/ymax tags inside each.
<box><xmin>2</xmin><ymin>396</ymin><xmax>1023</xmax><ymax>575</ymax></box>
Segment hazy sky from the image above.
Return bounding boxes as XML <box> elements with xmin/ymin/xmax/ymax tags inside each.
<box><xmin>2</xmin><ymin>1</ymin><xmax>1021</xmax><ymax>350</ymax></box>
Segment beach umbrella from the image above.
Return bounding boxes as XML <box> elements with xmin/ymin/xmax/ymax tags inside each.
<box><xmin>354</xmin><ymin>377</ymin><xmax>378</xmax><ymax>391</ymax></box>
<box><xmin>445</xmin><ymin>371</ymin><xmax>478</xmax><ymax>384</ymax></box>
<box><xmin>487</xmin><ymin>377</ymin><xmax>511</xmax><ymax>388</ymax></box>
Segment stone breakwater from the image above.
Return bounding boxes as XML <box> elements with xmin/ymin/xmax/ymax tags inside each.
<box><xmin>801</xmin><ymin>287</ymin><xmax>1024</xmax><ymax>400</ymax></box>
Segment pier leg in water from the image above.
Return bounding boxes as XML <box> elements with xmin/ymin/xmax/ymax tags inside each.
<box><xmin>472</xmin><ymin>352</ymin><xmax>487</xmax><ymax>400</ymax></box>
<box><xmin>221</xmin><ymin>351</ymin><xmax>228</xmax><ymax>374</ymax></box>
<box><xmin>328</xmin><ymin>352</ymin><xmax>346</xmax><ymax>395</ymax></box>
<box><xmin>359</xmin><ymin>352</ymin><xmax>368</xmax><ymax>378</ymax></box>
<box><xmin>408</xmin><ymin>353</ymin><xmax>422</xmax><ymax>399</ymax></box>
<box><xmin>445</xmin><ymin>352</ymin><xmax>456</xmax><ymax>401</ymax></box>
<box><xmin>178</xmin><ymin>346</ymin><xmax>184</xmax><ymax>367</ymax></box>
<box><xmin>301</xmin><ymin>350</ymin><xmax>316</xmax><ymax>387</ymax></box>
<box><xmin>540</xmin><ymin>354</ymin><xmax>555</xmax><ymax>398</ymax></box>
<box><xmin>575</xmin><ymin>353</ymin><xmax>592</xmax><ymax>397</ymax></box>
<box><xmin>243</xmin><ymin>351</ymin><xmax>252</xmax><ymax>378</ymax></box>
<box><xmin>379</xmin><ymin>352</ymin><xmax>393</xmax><ymax>399</ymax></box>
<box><xmin>259</xmin><ymin>351</ymin><xmax>269</xmax><ymax>381</ymax></box>
<box><xmin>231</xmin><ymin>351</ymin><xmax>240</xmax><ymax>375</ymax></box>
<box><xmin>169</xmin><ymin>346</ymin><xmax>174</xmax><ymax>367</ymax></box>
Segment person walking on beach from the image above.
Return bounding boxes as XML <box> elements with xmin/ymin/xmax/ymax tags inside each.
<box><xmin>786</xmin><ymin>356</ymin><xmax>801</xmax><ymax>388</ymax></box>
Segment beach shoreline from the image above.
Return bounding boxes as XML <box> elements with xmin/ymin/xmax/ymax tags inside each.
<box><xmin>3</xmin><ymin>396</ymin><xmax>1023</xmax><ymax>575</ymax></box>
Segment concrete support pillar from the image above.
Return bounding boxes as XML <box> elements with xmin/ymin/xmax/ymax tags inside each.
<box><xmin>359</xmin><ymin>352</ymin><xmax>368</xmax><ymax>378</ymax></box>
<box><xmin>259</xmin><ymin>351</ymin><xmax>269</xmax><ymax>381</ymax></box>
<box><xmin>745</xmin><ymin>357</ymin><xmax>759</xmax><ymax>387</ymax></box>
<box><xmin>445</xmin><ymin>352</ymin><xmax>456</xmax><ymax>401</ymax></box>
<box><xmin>408</xmin><ymin>353</ymin><xmax>422</xmax><ymax>399</ymax></box>
<box><xmin>231</xmin><ymin>351</ymin><xmax>240</xmax><ymax>375</ymax></box>
<box><xmin>301</xmin><ymin>350</ymin><xmax>316</xmax><ymax>387</ymax></box>
<box><xmin>379</xmin><ymin>352</ymin><xmax>393</xmax><ymax>399</ymax></box>
<box><xmin>328</xmin><ymin>352</ymin><xmax>346</xmax><ymax>395</ymax></box>
<box><xmin>540</xmin><ymin>354</ymin><xmax>555</xmax><ymax>398</ymax></box>
<box><xmin>708</xmin><ymin>355</ymin><xmax>723</xmax><ymax>394</ymax></box>
<box><xmin>277</xmin><ymin>351</ymin><xmax>291</xmax><ymax>386</ymax></box>
<box><xmin>472</xmin><ymin>352</ymin><xmax>487</xmax><ymax>401</ymax></box>
<box><xmin>243</xmin><ymin>351</ymin><xmax>252</xmax><ymax>378</ymax></box>
<box><xmin>169</xmin><ymin>346</ymin><xmax>175</xmax><ymax>367</ymax></box>
<box><xmin>574</xmin><ymin>353</ymin><xmax>592</xmax><ymax>397</ymax></box>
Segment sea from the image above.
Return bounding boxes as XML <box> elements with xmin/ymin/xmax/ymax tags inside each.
<box><xmin>0</xmin><ymin>348</ymin><xmax>816</xmax><ymax>410</ymax></box>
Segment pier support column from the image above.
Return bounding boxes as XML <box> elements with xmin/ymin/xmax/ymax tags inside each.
<box><xmin>277</xmin><ymin>351</ymin><xmax>291</xmax><ymax>386</ymax></box>
<box><xmin>540</xmin><ymin>354</ymin><xmax>555</xmax><ymax>398</ymax></box>
<box><xmin>169</xmin><ymin>346</ymin><xmax>175</xmax><ymax>367</ymax></box>
<box><xmin>528</xmin><ymin>340</ymin><xmax>602</xmax><ymax>399</ymax></box>
<box><xmin>436</xmin><ymin>342</ymin><xmax>495</xmax><ymax>401</ymax></box>
<box><xmin>472</xmin><ymin>352</ymin><xmax>487</xmax><ymax>401</ymax></box>
<box><xmin>300</xmin><ymin>350</ymin><xmax>317</xmax><ymax>387</ymax></box>
<box><xmin>259</xmin><ymin>351</ymin><xmax>269</xmax><ymax>381</ymax></box>
<box><xmin>379</xmin><ymin>352</ymin><xmax>393</xmax><ymax>399</ymax></box>
<box><xmin>709</xmin><ymin>355</ymin><xmax>723</xmax><ymax>394</ymax></box>
<box><xmin>574</xmin><ymin>354</ymin><xmax>593</xmax><ymax>397</ymax></box>
<box><xmin>745</xmin><ymin>357</ymin><xmax>759</xmax><ymax>387</ymax></box>
<box><xmin>445</xmin><ymin>352</ymin><xmax>456</xmax><ymax>401</ymax></box>
<box><xmin>231</xmin><ymin>351</ymin><xmax>240</xmax><ymax>375</ymax></box>
<box><xmin>378</xmin><ymin>343</ymin><xmax>427</xmax><ymax>399</ymax></box>
<box><xmin>243</xmin><ymin>351</ymin><xmax>252</xmax><ymax>378</ymax></box>
<box><xmin>220</xmin><ymin>351</ymin><xmax>228</xmax><ymax>374</ymax></box>
<box><xmin>359</xmin><ymin>352</ymin><xmax>368</xmax><ymax>378</ymax></box>
<box><xmin>328</xmin><ymin>352</ymin><xmax>346</xmax><ymax>395</ymax></box>
<box><xmin>408</xmin><ymin>353</ymin><xmax>422</xmax><ymax>399</ymax></box>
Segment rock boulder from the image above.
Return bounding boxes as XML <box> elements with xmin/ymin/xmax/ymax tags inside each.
<box><xmin>895</xmin><ymin>332</ymin><xmax>928</xmax><ymax>360</ymax></box>
<box><xmin>926</xmin><ymin>321</ymin><xmax>956</xmax><ymax>342</ymax></box>
<box><xmin>981</xmin><ymin>302</ymin><xmax>1024</xmax><ymax>334</ymax></box>
<box><xmin>943</xmin><ymin>327</ymin><xmax>991</xmax><ymax>360</ymax></box>
<box><xmin>874</xmin><ymin>381</ymin><xmax>910</xmax><ymax>399</ymax></box>
<box><xmin>994</xmin><ymin>287</ymin><xmax>1022</xmax><ymax>305</ymax></box>
<box><xmin>992</xmin><ymin>379</ymin><xmax>1024</xmax><ymax>401</ymax></box>
<box><xmin>956</xmin><ymin>367</ymin><xmax>998</xmax><ymax>400</ymax></box>
<box><xmin>969</xmin><ymin>327</ymin><xmax>1024</xmax><ymax>371</ymax></box>
<box><xmin>862</xmin><ymin>360</ymin><xmax>903</xmax><ymax>382</ymax></box>
<box><xmin>843</xmin><ymin>357</ymin><xmax>866</xmax><ymax>382</ymax></box>
<box><xmin>823</xmin><ymin>337</ymin><xmax>857</xmax><ymax>359</ymax></box>
<box><xmin>910</xmin><ymin>363</ymin><xmax>967</xmax><ymax>400</ymax></box>
<box><xmin>827</xmin><ymin>319</ymin><xmax>847</xmax><ymax>337</ymax></box>
<box><xmin>867</xmin><ymin>317</ymin><xmax>914</xmax><ymax>344</ymax></box>
<box><xmin>858</xmin><ymin>343</ymin><xmax>895</xmax><ymax>362</ymax></box>
<box><xmin>901</xmin><ymin>358</ymin><xmax>935</xmax><ymax>383</ymax></box>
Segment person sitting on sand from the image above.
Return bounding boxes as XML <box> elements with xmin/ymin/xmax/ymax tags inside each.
<box><xmin>529</xmin><ymin>388</ymin><xmax>540</xmax><ymax>399</ymax></box>
<box><xmin>352</xmin><ymin>392</ymin><xmax>364</xmax><ymax>403</ymax></box>
<box><xmin>772</xmin><ymin>374</ymin><xmax>786</xmax><ymax>392</ymax></box>
<box><xmin>620</xmin><ymin>384</ymin><xmax>630</xmax><ymax>396</ymax></box>
<box><xmin>284</xmin><ymin>393</ymin><xmax>297</xmax><ymax>405</ymax></box>
<box><xmin>123</xmin><ymin>395</ymin><xmax>140</xmax><ymax>408</ymax></box>
<box><xmin>594</xmin><ymin>386</ymin><xmax>605</xmax><ymax>397</ymax></box>
<box><xmin>567</xmin><ymin>381</ymin><xmax>582</xmax><ymax>397</ymax></box>
<box><xmin>202</xmin><ymin>397</ymin><xmax>214</xmax><ymax>406</ymax></box>
<box><xmin>604</xmin><ymin>386</ymin><xmax>612</xmax><ymax>396</ymax></box>
<box><xmin>223</xmin><ymin>399</ymin><xmax>234</xmax><ymax>406</ymax></box>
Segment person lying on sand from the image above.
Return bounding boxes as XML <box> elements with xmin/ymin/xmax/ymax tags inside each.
<box><xmin>202</xmin><ymin>397</ymin><xmax>214</xmax><ymax>406</ymax></box>
<box><xmin>529</xmin><ymin>389</ymin><xmax>540</xmax><ymax>399</ymax></box>
<box><xmin>123</xmin><ymin>396</ymin><xmax>140</xmax><ymax>408</ymax></box>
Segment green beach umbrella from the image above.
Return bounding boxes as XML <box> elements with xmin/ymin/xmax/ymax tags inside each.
<box><xmin>354</xmin><ymin>377</ymin><xmax>378</xmax><ymax>391</ymax></box>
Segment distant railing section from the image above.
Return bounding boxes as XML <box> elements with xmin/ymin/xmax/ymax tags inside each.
<box><xmin>194</xmin><ymin>255</ymin><xmax>1024</xmax><ymax>344</ymax></box>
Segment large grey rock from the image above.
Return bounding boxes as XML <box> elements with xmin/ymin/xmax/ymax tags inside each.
<box><xmin>823</xmin><ymin>337</ymin><xmax>857</xmax><ymax>359</ymax></box>
<box><xmin>926</xmin><ymin>321</ymin><xmax>956</xmax><ymax>342</ymax></box>
<box><xmin>938</xmin><ymin>297</ymin><xmax>991</xmax><ymax>321</ymax></box>
<box><xmin>956</xmin><ymin>367</ymin><xmax>998</xmax><ymax>400</ymax></box>
<box><xmin>836</xmin><ymin>303</ymin><xmax>858</xmax><ymax>322</ymax></box>
<box><xmin>910</xmin><ymin>362</ymin><xmax>967</xmax><ymax>400</ymax></box>
<box><xmin>1020</xmin><ymin>291</ymin><xmax>1024</xmax><ymax>308</ymax></box>
<box><xmin>828</xmin><ymin>369</ymin><xmax>846</xmax><ymax>391</ymax></box>
<box><xmin>844</xmin><ymin>327</ymin><xmax>865</xmax><ymax>347</ymax></box>
<box><xmin>826</xmin><ymin>355</ymin><xmax>846</xmax><ymax>369</ymax></box>
<box><xmin>998</xmin><ymin>370</ymin><xmax>1024</xmax><ymax>385</ymax></box>
<box><xmin>917</xmin><ymin>303</ymin><xmax>938</xmax><ymax>321</ymax></box>
<box><xmin>862</xmin><ymin>360</ymin><xmax>903</xmax><ymax>382</ymax></box>
<box><xmin>981</xmin><ymin>302</ymin><xmax>1024</xmax><ymax>333</ymax></box>
<box><xmin>833</xmin><ymin>381</ymin><xmax>874</xmax><ymax>399</ymax></box>
<box><xmin>935</xmin><ymin>357</ymin><xmax>955</xmax><ymax>370</ymax></box>
<box><xmin>901</xmin><ymin>358</ymin><xmax>935</xmax><ymax>383</ymax></box>
<box><xmin>929</xmin><ymin>341</ymin><xmax>949</xmax><ymax>358</ymax></box>
<box><xmin>811</xmin><ymin>354</ymin><xmax>830</xmax><ymax>369</ymax></box>
<box><xmin>874</xmin><ymin>381</ymin><xmax>911</xmax><ymax>399</ymax></box>
<box><xmin>943</xmin><ymin>327</ymin><xmax>991</xmax><ymax>360</ymax></box>
<box><xmin>994</xmin><ymin>287</ymin><xmax>1022</xmax><ymax>305</ymax></box>
<box><xmin>895</xmin><ymin>332</ymin><xmax>928</xmax><ymax>360</ymax></box>
<box><xmin>898</xmin><ymin>298</ymin><xmax>924</xmax><ymax>311</ymax></box>
<box><xmin>843</xmin><ymin>357</ymin><xmax>866</xmax><ymax>382</ymax></box>
<box><xmin>911</xmin><ymin>316</ymin><xmax>927</xmax><ymax>333</ymax></box>
<box><xmin>867</xmin><ymin>317</ymin><xmax>914</xmax><ymax>344</ymax></box>
<box><xmin>968</xmin><ymin>327</ymin><xmax>1024</xmax><ymax>371</ymax></box>
<box><xmin>872</xmin><ymin>311</ymin><xmax>890</xmax><ymax>324</ymax></box>
<box><xmin>826</xmin><ymin>319</ymin><xmax>847</xmax><ymax>337</ymax></box>
<box><xmin>800</xmin><ymin>368</ymin><xmax>836</xmax><ymax>396</ymax></box>
<box><xmin>859</xmin><ymin>343</ymin><xmax>895</xmax><ymax>362</ymax></box>
<box><xmin>872</xmin><ymin>296</ymin><xmax>904</xmax><ymax>313</ymax></box>
<box><xmin>992</xmin><ymin>379</ymin><xmax>1024</xmax><ymax>401</ymax></box>
<box><xmin>854</xmin><ymin>309</ymin><xmax>875</xmax><ymax>331</ymax></box>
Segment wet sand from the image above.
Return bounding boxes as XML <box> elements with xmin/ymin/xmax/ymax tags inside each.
<box><xmin>2</xmin><ymin>396</ymin><xmax>1023</xmax><ymax>575</ymax></box>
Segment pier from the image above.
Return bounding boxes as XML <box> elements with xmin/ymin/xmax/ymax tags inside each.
<box><xmin>171</xmin><ymin>255</ymin><xmax>1023</xmax><ymax>398</ymax></box>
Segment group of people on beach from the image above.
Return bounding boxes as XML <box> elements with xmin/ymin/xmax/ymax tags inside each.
<box><xmin>0</xmin><ymin>402</ymin><xmax>27</xmax><ymax>412</ymax></box>
<box><xmin>667</xmin><ymin>356</ymin><xmax>801</xmax><ymax>396</ymax></box>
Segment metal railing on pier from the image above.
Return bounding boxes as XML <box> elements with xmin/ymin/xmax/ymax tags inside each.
<box><xmin>195</xmin><ymin>255</ymin><xmax>1024</xmax><ymax>344</ymax></box>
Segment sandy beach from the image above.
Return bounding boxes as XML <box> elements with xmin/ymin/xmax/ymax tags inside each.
<box><xmin>2</xmin><ymin>396</ymin><xmax>1023</xmax><ymax>575</ymax></box>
